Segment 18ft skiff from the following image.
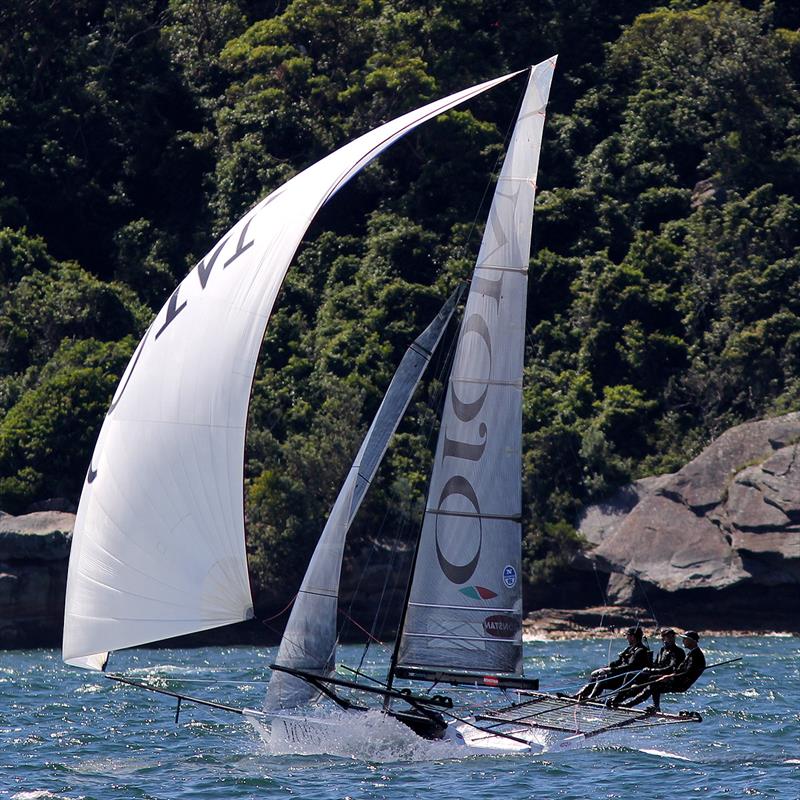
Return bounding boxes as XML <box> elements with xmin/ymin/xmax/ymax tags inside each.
<box><xmin>63</xmin><ymin>57</ymin><xmax>702</xmax><ymax>754</ymax></box>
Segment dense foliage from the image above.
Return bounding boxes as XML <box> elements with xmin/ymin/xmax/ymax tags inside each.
<box><xmin>1</xmin><ymin>0</ymin><xmax>798</xmax><ymax>610</ymax></box>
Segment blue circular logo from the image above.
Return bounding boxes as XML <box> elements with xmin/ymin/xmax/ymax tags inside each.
<box><xmin>503</xmin><ymin>565</ymin><xmax>517</xmax><ymax>588</ymax></box>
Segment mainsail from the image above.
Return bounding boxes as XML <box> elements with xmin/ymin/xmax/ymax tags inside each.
<box><xmin>396</xmin><ymin>59</ymin><xmax>556</xmax><ymax>676</ymax></box>
<box><xmin>265</xmin><ymin>286</ymin><xmax>463</xmax><ymax>710</ymax></box>
<box><xmin>62</xmin><ymin>71</ymin><xmax>524</xmax><ymax>669</ymax></box>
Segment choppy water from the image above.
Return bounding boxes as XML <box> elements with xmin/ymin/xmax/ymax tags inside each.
<box><xmin>1</xmin><ymin>637</ymin><xmax>797</xmax><ymax>799</ymax></box>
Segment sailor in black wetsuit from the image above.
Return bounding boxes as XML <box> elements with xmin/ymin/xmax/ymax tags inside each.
<box><xmin>622</xmin><ymin>630</ymin><xmax>706</xmax><ymax>712</ymax></box>
<box><xmin>654</xmin><ymin>628</ymin><xmax>686</xmax><ymax>673</ymax></box>
<box><xmin>610</xmin><ymin>628</ymin><xmax>684</xmax><ymax>707</ymax></box>
<box><xmin>575</xmin><ymin>627</ymin><xmax>651</xmax><ymax>701</ymax></box>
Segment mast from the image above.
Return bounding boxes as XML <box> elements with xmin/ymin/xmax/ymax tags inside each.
<box><xmin>265</xmin><ymin>285</ymin><xmax>464</xmax><ymax>711</ymax></box>
<box><xmin>393</xmin><ymin>57</ymin><xmax>556</xmax><ymax>682</ymax></box>
<box><xmin>385</xmin><ymin>482</ymin><xmax>427</xmax><ymax>701</ymax></box>
<box><xmin>61</xmin><ymin>70</ymin><xmax>524</xmax><ymax>671</ymax></box>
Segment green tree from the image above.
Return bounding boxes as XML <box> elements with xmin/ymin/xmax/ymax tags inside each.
<box><xmin>0</xmin><ymin>0</ymin><xmax>208</xmax><ymax>287</ymax></box>
<box><xmin>0</xmin><ymin>262</ymin><xmax>149</xmax><ymax>374</ymax></box>
<box><xmin>0</xmin><ymin>338</ymin><xmax>135</xmax><ymax>511</ymax></box>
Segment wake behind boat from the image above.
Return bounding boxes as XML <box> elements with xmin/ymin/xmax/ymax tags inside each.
<box><xmin>62</xmin><ymin>56</ymin><xmax>703</xmax><ymax>755</ymax></box>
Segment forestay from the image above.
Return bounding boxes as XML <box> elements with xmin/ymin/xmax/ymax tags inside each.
<box><xmin>397</xmin><ymin>59</ymin><xmax>556</xmax><ymax>676</ymax></box>
<box><xmin>62</xmin><ymin>70</ymin><xmax>524</xmax><ymax>669</ymax></box>
<box><xmin>265</xmin><ymin>286</ymin><xmax>463</xmax><ymax>710</ymax></box>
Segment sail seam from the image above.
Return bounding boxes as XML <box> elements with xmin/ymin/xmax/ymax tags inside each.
<box><xmin>475</xmin><ymin>264</ymin><xmax>528</xmax><ymax>274</ymax></box>
<box><xmin>449</xmin><ymin>377</ymin><xmax>523</xmax><ymax>388</ymax></box>
<box><xmin>74</xmin><ymin>506</ymin><xmax>218</xmax><ymax>604</ymax></box>
<box><xmin>408</xmin><ymin>601</ymin><xmax>516</xmax><ymax>613</ymax></box>
<box><xmin>355</xmin><ymin>470</ymin><xmax>371</xmax><ymax>487</ymax></box>
<box><xmin>409</xmin><ymin>342</ymin><xmax>434</xmax><ymax>359</ymax></box>
<box><xmin>67</xmin><ymin>612</ymin><xmax>236</xmax><ymax>623</ymax></box>
<box><xmin>397</xmin><ymin>665</ymin><xmax>524</xmax><ymax>679</ymax></box>
<box><xmin>402</xmin><ymin>632</ymin><xmax>520</xmax><ymax>644</ymax></box>
<box><xmin>424</xmin><ymin>509</ymin><xmax>521</xmax><ymax>521</ymax></box>
<box><xmin>111</xmin><ymin>418</ymin><xmax>247</xmax><ymax>430</ymax></box>
<box><xmin>298</xmin><ymin>588</ymin><xmax>338</xmax><ymax>599</ymax></box>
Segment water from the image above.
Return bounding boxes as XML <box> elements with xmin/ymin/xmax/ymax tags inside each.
<box><xmin>1</xmin><ymin>637</ymin><xmax>797</xmax><ymax>799</ymax></box>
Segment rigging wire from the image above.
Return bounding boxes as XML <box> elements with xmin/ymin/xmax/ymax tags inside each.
<box><xmin>376</xmin><ymin>311</ymin><xmax>465</xmax><ymax>654</ymax></box>
<box><xmin>634</xmin><ymin>574</ymin><xmax>661</xmax><ymax>631</ymax></box>
<box><xmin>267</xmin><ymin>72</ymin><xmax>533</xmax><ymax>689</ymax></box>
<box><xmin>338</xmin><ymin>607</ymin><xmax>384</xmax><ymax>647</ymax></box>
<box><xmin>261</xmin><ymin>593</ymin><xmax>297</xmax><ymax>623</ymax></box>
<box><xmin>365</xmin><ymin>75</ymin><xmax>532</xmax><ymax>682</ymax></box>
<box><xmin>337</xmin><ymin>518</ymin><xmax>383</xmax><ymax>650</ymax></box>
<box><xmin>458</xmin><ymin>70</ymin><xmax>531</xmax><ymax>257</ymax></box>
<box><xmin>365</xmin><ymin>516</ymin><xmax>420</xmax><ymax>657</ymax></box>
<box><xmin>591</xmin><ymin>561</ymin><xmax>609</xmax><ymax>632</ymax></box>
<box><xmin>354</xmin><ymin>308</ymin><xmax>462</xmax><ymax>673</ymax></box>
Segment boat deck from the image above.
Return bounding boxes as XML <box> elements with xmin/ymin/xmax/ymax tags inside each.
<box><xmin>475</xmin><ymin>692</ymin><xmax>702</xmax><ymax>739</ymax></box>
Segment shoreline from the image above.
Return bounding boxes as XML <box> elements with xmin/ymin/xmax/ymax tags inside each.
<box><xmin>522</xmin><ymin>605</ymin><xmax>799</xmax><ymax>641</ymax></box>
<box><xmin>522</xmin><ymin>628</ymin><xmax>796</xmax><ymax>641</ymax></box>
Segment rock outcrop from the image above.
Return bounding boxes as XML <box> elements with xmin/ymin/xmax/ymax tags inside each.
<box><xmin>523</xmin><ymin>606</ymin><xmax>658</xmax><ymax>640</ymax></box>
<box><xmin>0</xmin><ymin>510</ymin><xmax>74</xmax><ymax>647</ymax></box>
<box><xmin>4</xmin><ymin>413</ymin><xmax>800</xmax><ymax>647</ymax></box>
<box><xmin>578</xmin><ymin>413</ymin><xmax>800</xmax><ymax>612</ymax></box>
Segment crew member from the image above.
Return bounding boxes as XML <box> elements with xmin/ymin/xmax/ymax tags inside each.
<box><xmin>575</xmin><ymin>627</ymin><xmax>651</xmax><ymax>702</ymax></box>
<box><xmin>653</xmin><ymin>628</ymin><xmax>686</xmax><ymax>673</ymax></box>
<box><xmin>610</xmin><ymin>628</ymin><xmax>684</xmax><ymax>707</ymax></box>
<box><xmin>622</xmin><ymin>630</ymin><xmax>705</xmax><ymax>712</ymax></box>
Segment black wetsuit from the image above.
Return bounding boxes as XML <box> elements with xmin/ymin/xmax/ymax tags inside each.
<box><xmin>609</xmin><ymin>644</ymin><xmax>651</xmax><ymax>675</ymax></box>
<box><xmin>622</xmin><ymin>646</ymin><xmax>705</xmax><ymax>710</ymax></box>
<box><xmin>577</xmin><ymin>643</ymin><xmax>651</xmax><ymax>700</ymax></box>
<box><xmin>667</xmin><ymin>646</ymin><xmax>705</xmax><ymax>690</ymax></box>
<box><xmin>652</xmin><ymin>642</ymin><xmax>685</xmax><ymax>673</ymax></box>
<box><xmin>613</xmin><ymin>642</ymin><xmax>684</xmax><ymax>705</ymax></box>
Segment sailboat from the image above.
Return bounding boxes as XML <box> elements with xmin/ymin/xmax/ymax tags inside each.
<box><xmin>62</xmin><ymin>58</ymin><xmax>701</xmax><ymax>754</ymax></box>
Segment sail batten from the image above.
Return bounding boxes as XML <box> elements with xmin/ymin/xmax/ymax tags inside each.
<box><xmin>408</xmin><ymin>603</ymin><xmax>517</xmax><ymax>612</ymax></box>
<box><xmin>425</xmin><ymin>510</ymin><xmax>521</xmax><ymax>521</ymax></box>
<box><xmin>63</xmin><ymin>70</ymin><xmax>522</xmax><ymax>669</ymax></box>
<box><xmin>396</xmin><ymin>58</ymin><xmax>556</xmax><ymax>679</ymax></box>
<box><xmin>473</xmin><ymin>265</ymin><xmax>529</xmax><ymax>273</ymax></box>
<box><xmin>403</xmin><ymin>633</ymin><xmax>517</xmax><ymax>643</ymax></box>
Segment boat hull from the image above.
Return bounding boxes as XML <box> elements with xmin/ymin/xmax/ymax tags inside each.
<box><xmin>251</xmin><ymin>709</ymin><xmax>550</xmax><ymax>755</ymax></box>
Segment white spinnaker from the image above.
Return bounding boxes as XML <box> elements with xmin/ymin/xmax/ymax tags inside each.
<box><xmin>397</xmin><ymin>58</ymin><xmax>556</xmax><ymax>676</ymax></box>
<box><xmin>62</xmin><ymin>70</ymin><xmax>523</xmax><ymax>668</ymax></box>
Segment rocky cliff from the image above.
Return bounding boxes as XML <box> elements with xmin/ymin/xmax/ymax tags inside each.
<box><xmin>0</xmin><ymin>510</ymin><xmax>74</xmax><ymax>647</ymax></box>
<box><xmin>3</xmin><ymin>413</ymin><xmax>799</xmax><ymax>648</ymax></box>
<box><xmin>577</xmin><ymin>412</ymin><xmax>800</xmax><ymax>631</ymax></box>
